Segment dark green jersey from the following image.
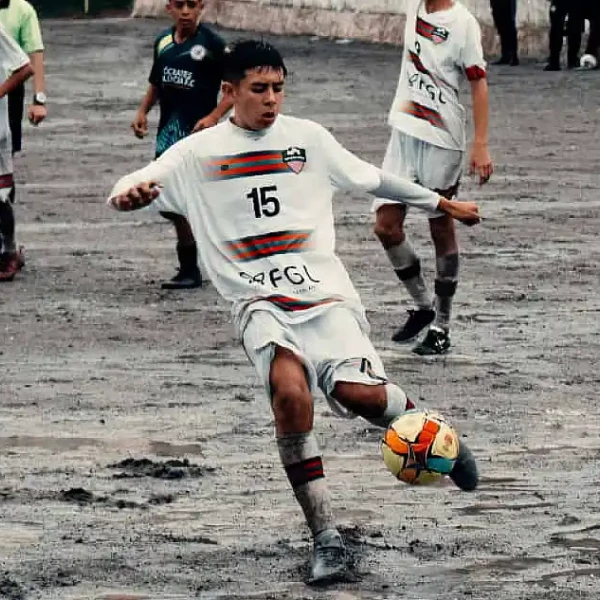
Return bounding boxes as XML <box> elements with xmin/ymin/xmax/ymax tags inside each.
<box><xmin>149</xmin><ymin>24</ymin><xmax>226</xmax><ymax>157</ymax></box>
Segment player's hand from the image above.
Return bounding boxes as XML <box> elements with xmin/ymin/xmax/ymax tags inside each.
<box><xmin>27</xmin><ymin>103</ymin><xmax>47</xmax><ymax>126</ymax></box>
<box><xmin>469</xmin><ymin>142</ymin><xmax>493</xmax><ymax>185</ymax></box>
<box><xmin>192</xmin><ymin>113</ymin><xmax>219</xmax><ymax>133</ymax></box>
<box><xmin>131</xmin><ymin>111</ymin><xmax>149</xmax><ymax>139</ymax></box>
<box><xmin>110</xmin><ymin>181</ymin><xmax>161</xmax><ymax>211</ymax></box>
<box><xmin>438</xmin><ymin>198</ymin><xmax>481</xmax><ymax>226</ymax></box>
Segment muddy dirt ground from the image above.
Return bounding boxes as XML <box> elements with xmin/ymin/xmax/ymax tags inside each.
<box><xmin>0</xmin><ymin>16</ymin><xmax>599</xmax><ymax>600</ymax></box>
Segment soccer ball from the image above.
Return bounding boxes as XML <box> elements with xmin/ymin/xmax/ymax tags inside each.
<box><xmin>580</xmin><ymin>54</ymin><xmax>598</xmax><ymax>70</ymax></box>
<box><xmin>381</xmin><ymin>410</ymin><xmax>459</xmax><ymax>485</ymax></box>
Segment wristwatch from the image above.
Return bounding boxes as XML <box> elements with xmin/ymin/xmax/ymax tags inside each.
<box><xmin>33</xmin><ymin>92</ymin><xmax>47</xmax><ymax>106</ymax></box>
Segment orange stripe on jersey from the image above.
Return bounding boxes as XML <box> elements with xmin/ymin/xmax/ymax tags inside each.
<box><xmin>226</xmin><ymin>231</ymin><xmax>311</xmax><ymax>251</ymax></box>
<box><xmin>265</xmin><ymin>295</ymin><xmax>339</xmax><ymax>312</ymax></box>
<box><xmin>403</xmin><ymin>101</ymin><xmax>447</xmax><ymax>130</ymax></box>
<box><xmin>225</xmin><ymin>229</ymin><xmax>313</xmax><ymax>262</ymax></box>
<box><xmin>207</xmin><ymin>152</ymin><xmax>283</xmax><ymax>167</ymax></box>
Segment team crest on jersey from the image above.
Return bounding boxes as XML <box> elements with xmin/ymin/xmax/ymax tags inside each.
<box><xmin>282</xmin><ymin>147</ymin><xmax>306</xmax><ymax>174</ymax></box>
<box><xmin>191</xmin><ymin>44</ymin><xmax>207</xmax><ymax>61</ymax></box>
<box><xmin>416</xmin><ymin>17</ymin><xmax>449</xmax><ymax>44</ymax></box>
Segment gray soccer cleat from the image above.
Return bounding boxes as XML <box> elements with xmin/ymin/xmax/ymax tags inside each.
<box><xmin>308</xmin><ymin>528</ymin><xmax>347</xmax><ymax>585</ymax></box>
<box><xmin>449</xmin><ymin>441</ymin><xmax>479</xmax><ymax>491</ymax></box>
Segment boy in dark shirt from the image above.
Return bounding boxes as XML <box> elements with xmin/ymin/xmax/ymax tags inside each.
<box><xmin>132</xmin><ymin>0</ymin><xmax>232</xmax><ymax>289</ymax></box>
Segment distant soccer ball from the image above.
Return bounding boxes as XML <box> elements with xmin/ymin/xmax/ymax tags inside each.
<box><xmin>381</xmin><ymin>410</ymin><xmax>459</xmax><ymax>486</ymax></box>
<box><xmin>580</xmin><ymin>54</ymin><xmax>598</xmax><ymax>70</ymax></box>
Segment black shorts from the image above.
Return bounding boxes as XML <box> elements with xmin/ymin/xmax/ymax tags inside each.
<box><xmin>8</xmin><ymin>84</ymin><xmax>25</xmax><ymax>154</ymax></box>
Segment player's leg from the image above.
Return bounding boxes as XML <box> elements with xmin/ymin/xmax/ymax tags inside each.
<box><xmin>242</xmin><ymin>311</ymin><xmax>346</xmax><ymax>584</ymax></box>
<box><xmin>584</xmin><ymin>2</ymin><xmax>600</xmax><ymax>64</ymax></box>
<box><xmin>309</xmin><ymin>307</ymin><xmax>478</xmax><ymax>491</ymax></box>
<box><xmin>0</xmin><ymin>174</ymin><xmax>18</xmax><ymax>282</ymax></box>
<box><xmin>373</xmin><ymin>131</ymin><xmax>435</xmax><ymax>343</ymax></box>
<box><xmin>546</xmin><ymin>0</ymin><xmax>567</xmax><ymax>70</ymax></box>
<box><xmin>412</xmin><ymin>143</ymin><xmax>463</xmax><ymax>356</ymax></box>
<box><xmin>8</xmin><ymin>84</ymin><xmax>24</xmax><ymax>154</ymax></box>
<box><xmin>159</xmin><ymin>211</ymin><xmax>202</xmax><ymax>290</ymax></box>
<box><xmin>490</xmin><ymin>0</ymin><xmax>509</xmax><ymax>64</ymax></box>
<box><xmin>507</xmin><ymin>0</ymin><xmax>520</xmax><ymax>65</ymax></box>
<box><xmin>566</xmin><ymin>2</ymin><xmax>585</xmax><ymax>68</ymax></box>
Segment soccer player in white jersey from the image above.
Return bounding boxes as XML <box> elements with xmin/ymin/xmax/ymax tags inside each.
<box><xmin>108</xmin><ymin>40</ymin><xmax>481</xmax><ymax>585</ymax></box>
<box><xmin>373</xmin><ymin>0</ymin><xmax>493</xmax><ymax>355</ymax></box>
<box><xmin>0</xmin><ymin>21</ymin><xmax>33</xmax><ymax>282</ymax></box>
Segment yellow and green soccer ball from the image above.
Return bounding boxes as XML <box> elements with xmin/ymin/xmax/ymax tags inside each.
<box><xmin>381</xmin><ymin>410</ymin><xmax>459</xmax><ymax>485</ymax></box>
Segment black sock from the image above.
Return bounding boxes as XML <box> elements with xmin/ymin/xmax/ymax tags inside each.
<box><xmin>176</xmin><ymin>242</ymin><xmax>198</xmax><ymax>274</ymax></box>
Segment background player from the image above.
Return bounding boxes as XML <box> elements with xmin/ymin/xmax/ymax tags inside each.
<box><xmin>109</xmin><ymin>40</ymin><xmax>480</xmax><ymax>585</ymax></box>
<box><xmin>373</xmin><ymin>0</ymin><xmax>493</xmax><ymax>356</ymax></box>
<box><xmin>0</xmin><ymin>0</ymin><xmax>47</xmax><ymax>273</ymax></box>
<box><xmin>131</xmin><ymin>0</ymin><xmax>232</xmax><ymax>289</ymax></box>
<box><xmin>0</xmin><ymin>21</ymin><xmax>33</xmax><ymax>281</ymax></box>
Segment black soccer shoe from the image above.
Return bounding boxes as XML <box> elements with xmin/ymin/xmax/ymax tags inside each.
<box><xmin>412</xmin><ymin>326</ymin><xmax>451</xmax><ymax>356</ymax></box>
<box><xmin>449</xmin><ymin>441</ymin><xmax>479</xmax><ymax>491</ymax></box>
<box><xmin>161</xmin><ymin>267</ymin><xmax>202</xmax><ymax>290</ymax></box>
<box><xmin>308</xmin><ymin>529</ymin><xmax>347</xmax><ymax>586</ymax></box>
<box><xmin>391</xmin><ymin>308</ymin><xmax>435</xmax><ymax>343</ymax></box>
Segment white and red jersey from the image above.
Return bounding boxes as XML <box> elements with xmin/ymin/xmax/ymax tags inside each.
<box><xmin>0</xmin><ymin>22</ymin><xmax>29</xmax><ymax>174</ymax></box>
<box><xmin>109</xmin><ymin>115</ymin><xmax>439</xmax><ymax>334</ymax></box>
<box><xmin>388</xmin><ymin>0</ymin><xmax>486</xmax><ymax>151</ymax></box>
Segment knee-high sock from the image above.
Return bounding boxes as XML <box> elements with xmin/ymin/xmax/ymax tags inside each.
<box><xmin>0</xmin><ymin>189</ymin><xmax>16</xmax><ymax>254</ymax></box>
<box><xmin>277</xmin><ymin>432</ymin><xmax>335</xmax><ymax>537</ymax></box>
<box><xmin>433</xmin><ymin>253</ymin><xmax>459</xmax><ymax>331</ymax></box>
<box><xmin>176</xmin><ymin>242</ymin><xmax>198</xmax><ymax>274</ymax></box>
<box><xmin>385</xmin><ymin>240</ymin><xmax>433</xmax><ymax>310</ymax></box>
<box><xmin>365</xmin><ymin>384</ymin><xmax>417</xmax><ymax>429</ymax></box>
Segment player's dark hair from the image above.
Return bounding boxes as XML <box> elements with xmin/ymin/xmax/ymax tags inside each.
<box><xmin>223</xmin><ymin>40</ymin><xmax>288</xmax><ymax>83</ymax></box>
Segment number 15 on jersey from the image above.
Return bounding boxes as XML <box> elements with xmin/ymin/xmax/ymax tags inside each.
<box><xmin>247</xmin><ymin>185</ymin><xmax>280</xmax><ymax>218</ymax></box>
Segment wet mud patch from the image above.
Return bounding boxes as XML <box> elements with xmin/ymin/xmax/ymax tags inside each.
<box><xmin>0</xmin><ymin>574</ymin><xmax>27</xmax><ymax>600</ymax></box>
<box><xmin>108</xmin><ymin>457</ymin><xmax>216</xmax><ymax>479</ymax></box>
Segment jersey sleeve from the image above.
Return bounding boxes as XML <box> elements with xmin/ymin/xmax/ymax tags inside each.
<box><xmin>316</xmin><ymin>124</ymin><xmax>382</xmax><ymax>193</ymax></box>
<box><xmin>460</xmin><ymin>16</ymin><xmax>487</xmax><ymax>81</ymax></box>
<box><xmin>149</xmin><ymin>38</ymin><xmax>161</xmax><ymax>86</ymax></box>
<box><xmin>19</xmin><ymin>5</ymin><xmax>44</xmax><ymax>54</ymax></box>
<box><xmin>108</xmin><ymin>141</ymin><xmax>192</xmax><ymax>217</ymax></box>
<box><xmin>0</xmin><ymin>25</ymin><xmax>30</xmax><ymax>74</ymax></box>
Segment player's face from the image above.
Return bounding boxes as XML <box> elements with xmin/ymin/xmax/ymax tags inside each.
<box><xmin>168</xmin><ymin>0</ymin><xmax>203</xmax><ymax>29</ymax></box>
<box><xmin>229</xmin><ymin>68</ymin><xmax>285</xmax><ymax>131</ymax></box>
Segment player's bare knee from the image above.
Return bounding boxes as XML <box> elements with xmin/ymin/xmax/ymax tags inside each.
<box><xmin>374</xmin><ymin>215</ymin><xmax>406</xmax><ymax>248</ymax></box>
<box><xmin>271</xmin><ymin>382</ymin><xmax>313</xmax><ymax>432</ymax></box>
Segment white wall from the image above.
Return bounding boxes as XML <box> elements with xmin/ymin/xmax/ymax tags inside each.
<box><xmin>133</xmin><ymin>0</ymin><xmax>549</xmax><ymax>25</ymax></box>
<box><xmin>132</xmin><ymin>0</ymin><xmax>550</xmax><ymax>55</ymax></box>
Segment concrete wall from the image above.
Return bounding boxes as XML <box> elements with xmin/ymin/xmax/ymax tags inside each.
<box><xmin>132</xmin><ymin>0</ymin><xmax>550</xmax><ymax>57</ymax></box>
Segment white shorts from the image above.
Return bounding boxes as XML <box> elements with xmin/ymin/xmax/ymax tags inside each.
<box><xmin>372</xmin><ymin>129</ymin><xmax>463</xmax><ymax>217</ymax></box>
<box><xmin>242</xmin><ymin>305</ymin><xmax>388</xmax><ymax>418</ymax></box>
<box><xmin>0</xmin><ymin>151</ymin><xmax>14</xmax><ymax>203</ymax></box>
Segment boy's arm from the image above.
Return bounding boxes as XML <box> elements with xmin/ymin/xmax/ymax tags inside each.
<box><xmin>0</xmin><ymin>63</ymin><xmax>34</xmax><ymax>99</ymax></box>
<box><xmin>317</xmin><ymin>124</ymin><xmax>480</xmax><ymax>224</ymax></box>
<box><xmin>469</xmin><ymin>77</ymin><xmax>493</xmax><ymax>185</ymax></box>
<box><xmin>108</xmin><ymin>140</ymin><xmax>191</xmax><ymax>215</ymax></box>
<box><xmin>131</xmin><ymin>84</ymin><xmax>159</xmax><ymax>139</ymax></box>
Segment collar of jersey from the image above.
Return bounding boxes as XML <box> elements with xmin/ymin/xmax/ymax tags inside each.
<box><xmin>227</xmin><ymin>117</ymin><xmax>274</xmax><ymax>138</ymax></box>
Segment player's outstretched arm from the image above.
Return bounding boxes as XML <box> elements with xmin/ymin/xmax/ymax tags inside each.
<box><xmin>372</xmin><ymin>172</ymin><xmax>480</xmax><ymax>225</ymax></box>
<box><xmin>108</xmin><ymin>181</ymin><xmax>161</xmax><ymax>212</ymax></box>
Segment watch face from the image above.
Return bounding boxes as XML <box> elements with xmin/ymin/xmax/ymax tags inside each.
<box><xmin>34</xmin><ymin>92</ymin><xmax>47</xmax><ymax>104</ymax></box>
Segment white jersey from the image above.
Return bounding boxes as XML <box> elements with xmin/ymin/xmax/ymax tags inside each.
<box><xmin>0</xmin><ymin>22</ymin><xmax>28</xmax><ymax>173</ymax></box>
<box><xmin>387</xmin><ymin>0</ymin><xmax>486</xmax><ymax>151</ymax></box>
<box><xmin>110</xmin><ymin>115</ymin><xmax>439</xmax><ymax>335</ymax></box>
